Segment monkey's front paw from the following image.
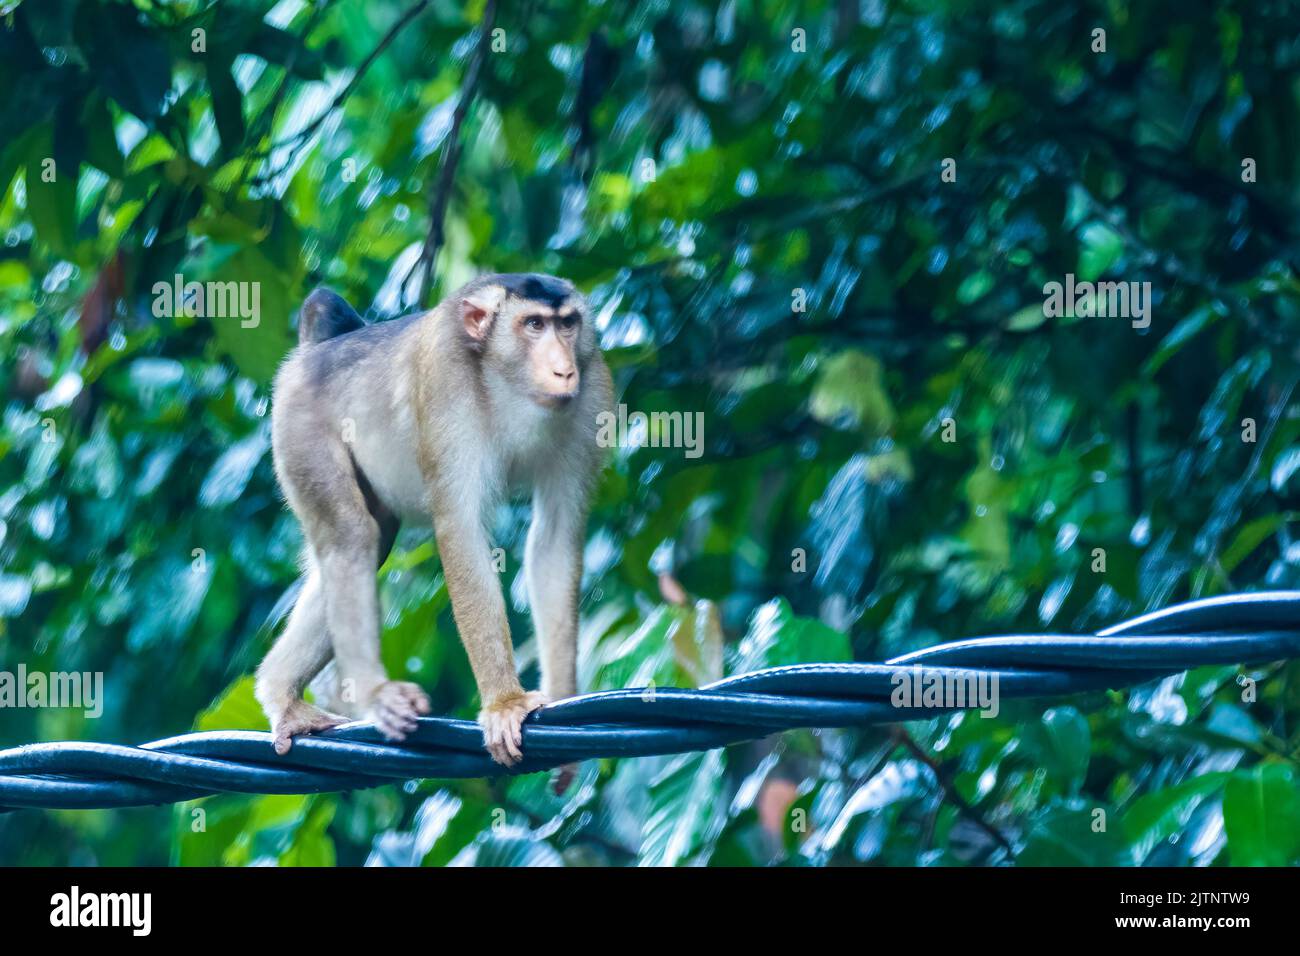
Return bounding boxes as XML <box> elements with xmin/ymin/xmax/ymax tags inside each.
<box><xmin>271</xmin><ymin>701</ymin><xmax>348</xmax><ymax>756</ymax></box>
<box><xmin>479</xmin><ymin>691</ymin><xmax>550</xmax><ymax>766</ymax></box>
<box><xmin>367</xmin><ymin>681</ymin><xmax>432</xmax><ymax>740</ymax></box>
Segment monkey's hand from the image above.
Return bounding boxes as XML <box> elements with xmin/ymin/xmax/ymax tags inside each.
<box><xmin>366</xmin><ymin>680</ymin><xmax>433</xmax><ymax>740</ymax></box>
<box><xmin>479</xmin><ymin>691</ymin><xmax>550</xmax><ymax>766</ymax></box>
<box><xmin>271</xmin><ymin>700</ymin><xmax>349</xmax><ymax>756</ymax></box>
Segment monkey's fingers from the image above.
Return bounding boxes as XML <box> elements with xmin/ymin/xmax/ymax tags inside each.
<box><xmin>369</xmin><ymin>680</ymin><xmax>431</xmax><ymax>740</ymax></box>
<box><xmin>482</xmin><ymin>734</ymin><xmax>514</xmax><ymax>765</ymax></box>
<box><xmin>479</xmin><ymin>712</ymin><xmax>523</xmax><ymax>765</ymax></box>
<box><xmin>404</xmin><ymin>684</ymin><xmax>433</xmax><ymax>715</ymax></box>
<box><xmin>497</xmin><ymin>715</ymin><xmax>525</xmax><ymax>764</ymax></box>
<box><xmin>271</xmin><ymin>703</ymin><xmax>348</xmax><ymax>756</ymax></box>
<box><xmin>373</xmin><ymin>711</ymin><xmax>418</xmax><ymax>740</ymax></box>
<box><xmin>480</xmin><ymin>691</ymin><xmax>553</xmax><ymax>766</ymax></box>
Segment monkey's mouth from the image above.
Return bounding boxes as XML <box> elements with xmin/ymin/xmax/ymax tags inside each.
<box><xmin>535</xmin><ymin>390</ymin><xmax>578</xmax><ymax>408</ymax></box>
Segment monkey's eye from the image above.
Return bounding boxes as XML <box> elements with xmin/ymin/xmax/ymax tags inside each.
<box><xmin>558</xmin><ymin>313</ymin><xmax>579</xmax><ymax>330</ymax></box>
<box><xmin>524</xmin><ymin>316</ymin><xmax>546</xmax><ymax>332</ymax></box>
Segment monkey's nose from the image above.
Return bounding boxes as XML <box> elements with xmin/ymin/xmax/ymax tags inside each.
<box><xmin>554</xmin><ymin>368</ymin><xmax>576</xmax><ymax>384</ymax></box>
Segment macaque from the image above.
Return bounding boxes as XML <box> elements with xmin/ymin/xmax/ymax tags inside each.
<box><xmin>254</xmin><ymin>273</ymin><xmax>611</xmax><ymax>768</ymax></box>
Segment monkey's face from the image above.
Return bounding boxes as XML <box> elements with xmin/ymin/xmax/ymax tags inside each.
<box><xmin>460</xmin><ymin>278</ymin><xmax>595</xmax><ymax>409</ymax></box>
<box><xmin>510</xmin><ymin>298</ymin><xmax>587</xmax><ymax>406</ymax></box>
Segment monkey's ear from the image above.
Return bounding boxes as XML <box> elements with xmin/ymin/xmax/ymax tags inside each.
<box><xmin>460</xmin><ymin>286</ymin><xmax>506</xmax><ymax>343</ymax></box>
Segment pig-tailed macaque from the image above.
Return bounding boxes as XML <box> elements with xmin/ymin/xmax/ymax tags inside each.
<box><xmin>255</xmin><ymin>273</ymin><xmax>611</xmax><ymax>767</ymax></box>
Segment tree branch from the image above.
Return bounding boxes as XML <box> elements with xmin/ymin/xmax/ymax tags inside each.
<box><xmin>411</xmin><ymin>0</ymin><xmax>498</xmax><ymax>308</ymax></box>
<box><xmin>892</xmin><ymin>727</ymin><xmax>1015</xmax><ymax>859</ymax></box>
<box><xmin>249</xmin><ymin>0</ymin><xmax>433</xmax><ymax>187</ymax></box>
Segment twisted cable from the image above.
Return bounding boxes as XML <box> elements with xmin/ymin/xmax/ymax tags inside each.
<box><xmin>3</xmin><ymin>591</ymin><xmax>1298</xmax><ymax>810</ymax></box>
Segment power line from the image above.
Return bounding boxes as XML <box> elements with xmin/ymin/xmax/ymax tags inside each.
<box><xmin>3</xmin><ymin>591</ymin><xmax>1297</xmax><ymax>811</ymax></box>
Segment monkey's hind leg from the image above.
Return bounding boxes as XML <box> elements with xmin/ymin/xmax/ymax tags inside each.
<box><xmin>267</xmin><ymin>378</ymin><xmax>429</xmax><ymax>745</ymax></box>
<box><xmin>298</xmin><ymin>459</ymin><xmax>430</xmax><ymax>741</ymax></box>
<box><xmin>255</xmin><ymin>567</ymin><xmax>348</xmax><ymax>755</ymax></box>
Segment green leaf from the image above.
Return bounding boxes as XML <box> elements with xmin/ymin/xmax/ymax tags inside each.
<box><xmin>957</xmin><ymin>271</ymin><xmax>995</xmax><ymax>305</ymax></box>
<box><xmin>733</xmin><ymin>598</ymin><xmax>851</xmax><ymax>672</ymax></box>
<box><xmin>279</xmin><ymin>798</ymin><xmax>337</xmax><ymax>866</ymax></box>
<box><xmin>1018</xmin><ymin>802</ymin><xmax>1127</xmax><ymax>866</ymax></box>
<box><xmin>1223</xmin><ymin>764</ymin><xmax>1300</xmax><ymax>865</ymax></box>
<box><xmin>1039</xmin><ymin>706</ymin><xmax>1091</xmax><ymax>793</ymax></box>
<box><xmin>75</xmin><ymin>2</ymin><xmax>173</xmax><ymax>121</ymax></box>
<box><xmin>1077</xmin><ymin>221</ymin><xmax>1124</xmax><ymax>281</ymax></box>
<box><xmin>670</xmin><ymin>599</ymin><xmax>725</xmax><ymax>686</ymax></box>
<box><xmin>1143</xmin><ymin>307</ymin><xmax>1219</xmax><ymax>376</ymax></box>
<box><xmin>195</xmin><ymin>675</ymin><xmax>269</xmax><ymax>732</ymax></box>
<box><xmin>1220</xmin><ymin>513</ymin><xmax>1292</xmax><ymax>573</ymax></box>
<box><xmin>587</xmin><ymin>604</ymin><xmax>680</xmax><ymax>691</ymax></box>
<box><xmin>810</xmin><ymin>350</ymin><xmax>895</xmax><ymax>433</ymax></box>
<box><xmin>248</xmin><ymin>25</ymin><xmax>326</xmax><ymax>81</ymax></box>
<box><xmin>207</xmin><ymin>58</ymin><xmax>247</xmax><ymax>160</ymax></box>
<box><xmin>460</xmin><ymin>829</ymin><xmax>564</xmax><ymax>866</ymax></box>
<box><xmin>25</xmin><ymin>127</ymin><xmax>79</xmax><ymax>256</ymax></box>
<box><xmin>82</xmin><ymin>94</ymin><xmax>125</xmax><ymax>178</ymax></box>
<box><xmin>207</xmin><ymin>247</ymin><xmax>297</xmax><ymax>383</ymax></box>
<box><xmin>640</xmin><ymin>749</ymin><xmax>727</xmax><ymax>865</ymax></box>
<box><xmin>1006</xmin><ymin>304</ymin><xmax>1047</xmax><ymax>331</ymax></box>
<box><xmin>420</xmin><ymin>793</ymin><xmax>490</xmax><ymax>867</ymax></box>
<box><xmin>171</xmin><ymin>796</ymin><xmax>255</xmax><ymax>866</ymax></box>
<box><xmin>1123</xmin><ymin>772</ymin><xmax>1230</xmax><ymax>863</ymax></box>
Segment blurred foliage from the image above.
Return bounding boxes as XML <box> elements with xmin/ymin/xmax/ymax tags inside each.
<box><xmin>2</xmin><ymin>0</ymin><xmax>1300</xmax><ymax>866</ymax></box>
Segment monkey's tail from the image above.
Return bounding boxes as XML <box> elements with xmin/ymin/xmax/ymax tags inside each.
<box><xmin>298</xmin><ymin>287</ymin><xmax>366</xmax><ymax>344</ymax></box>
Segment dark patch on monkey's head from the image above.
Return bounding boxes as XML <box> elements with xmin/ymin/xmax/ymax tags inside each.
<box><xmin>463</xmin><ymin>272</ymin><xmax>576</xmax><ymax>309</ymax></box>
<box><xmin>501</xmin><ymin>272</ymin><xmax>575</xmax><ymax>307</ymax></box>
<box><xmin>452</xmin><ymin>272</ymin><xmax>584</xmax><ymax>354</ymax></box>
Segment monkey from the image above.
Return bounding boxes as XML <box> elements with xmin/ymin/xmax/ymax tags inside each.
<box><xmin>253</xmin><ymin>273</ymin><xmax>612</xmax><ymax>769</ymax></box>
